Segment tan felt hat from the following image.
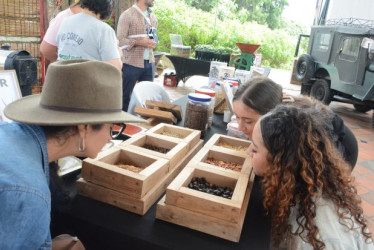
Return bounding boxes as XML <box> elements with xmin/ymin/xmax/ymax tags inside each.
<box><xmin>4</xmin><ymin>59</ymin><xmax>145</xmax><ymax>125</ymax></box>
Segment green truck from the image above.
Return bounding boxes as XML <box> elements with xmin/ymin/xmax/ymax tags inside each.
<box><xmin>295</xmin><ymin>19</ymin><xmax>374</xmax><ymax>125</ymax></box>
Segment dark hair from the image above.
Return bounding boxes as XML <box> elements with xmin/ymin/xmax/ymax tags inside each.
<box><xmin>259</xmin><ymin>105</ymin><xmax>371</xmax><ymax>249</ymax></box>
<box><xmin>81</xmin><ymin>0</ymin><xmax>114</xmax><ymax>20</ymax></box>
<box><xmin>41</xmin><ymin>124</ymin><xmax>103</xmax><ymax>145</ymax></box>
<box><xmin>43</xmin><ymin>124</ymin><xmax>103</xmax><ymax>215</ymax></box>
<box><xmin>292</xmin><ymin>95</ymin><xmax>358</xmax><ymax>168</ymax></box>
<box><xmin>233</xmin><ymin>77</ymin><xmax>283</xmax><ymax>115</ymax></box>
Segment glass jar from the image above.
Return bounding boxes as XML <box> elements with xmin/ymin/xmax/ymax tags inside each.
<box><xmin>194</xmin><ymin>88</ymin><xmax>216</xmax><ymax>127</ymax></box>
<box><xmin>214</xmin><ymin>81</ymin><xmax>232</xmax><ymax>114</ymax></box>
<box><xmin>184</xmin><ymin>93</ymin><xmax>211</xmax><ymax>137</ymax></box>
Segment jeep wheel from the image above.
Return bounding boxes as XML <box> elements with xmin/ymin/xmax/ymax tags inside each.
<box><xmin>296</xmin><ymin>54</ymin><xmax>315</xmax><ymax>83</ymax></box>
<box><xmin>300</xmin><ymin>83</ymin><xmax>311</xmax><ymax>95</ymax></box>
<box><xmin>353</xmin><ymin>104</ymin><xmax>372</xmax><ymax>113</ymax></box>
<box><xmin>310</xmin><ymin>79</ymin><xmax>333</xmax><ymax>105</ymax></box>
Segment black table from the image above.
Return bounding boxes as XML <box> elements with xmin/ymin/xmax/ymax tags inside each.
<box><xmin>52</xmin><ymin>96</ymin><xmax>271</xmax><ymax>250</ymax></box>
<box><xmin>166</xmin><ymin>55</ymin><xmax>211</xmax><ymax>84</ymax></box>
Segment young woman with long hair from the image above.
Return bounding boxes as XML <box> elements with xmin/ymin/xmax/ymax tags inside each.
<box><xmin>248</xmin><ymin>104</ymin><xmax>373</xmax><ymax>249</ymax></box>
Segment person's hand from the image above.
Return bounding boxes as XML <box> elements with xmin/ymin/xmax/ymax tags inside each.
<box><xmin>136</xmin><ymin>38</ymin><xmax>156</xmax><ymax>49</ymax></box>
<box><xmin>147</xmin><ymin>39</ymin><xmax>157</xmax><ymax>49</ymax></box>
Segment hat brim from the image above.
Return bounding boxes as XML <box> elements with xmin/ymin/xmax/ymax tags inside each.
<box><xmin>4</xmin><ymin>94</ymin><xmax>146</xmax><ymax>125</ymax></box>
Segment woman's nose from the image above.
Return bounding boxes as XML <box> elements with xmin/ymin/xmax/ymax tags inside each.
<box><xmin>237</xmin><ymin>120</ymin><xmax>244</xmax><ymax>132</ymax></box>
<box><xmin>247</xmin><ymin>144</ymin><xmax>253</xmax><ymax>157</ymax></box>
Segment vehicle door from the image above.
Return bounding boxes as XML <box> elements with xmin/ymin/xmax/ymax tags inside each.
<box><xmin>334</xmin><ymin>36</ymin><xmax>366</xmax><ymax>85</ymax></box>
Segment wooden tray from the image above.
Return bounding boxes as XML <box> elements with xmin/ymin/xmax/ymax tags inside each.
<box><xmin>204</xmin><ymin>134</ymin><xmax>250</xmax><ymax>157</ymax></box>
<box><xmin>165</xmin><ymin>166</ymin><xmax>250</xmax><ymax>224</ymax></box>
<box><xmin>145</xmin><ymin>123</ymin><xmax>201</xmax><ymax>150</ymax></box>
<box><xmin>187</xmin><ymin>147</ymin><xmax>252</xmax><ymax>176</ymax></box>
<box><xmin>157</xmin><ymin>170</ymin><xmax>255</xmax><ymax>242</ymax></box>
<box><xmin>77</xmin><ymin>140</ymin><xmax>203</xmax><ymax>215</ymax></box>
<box><xmin>119</xmin><ymin>133</ymin><xmax>189</xmax><ymax>168</ymax></box>
<box><xmin>81</xmin><ymin>146</ymin><xmax>169</xmax><ymax>198</ymax></box>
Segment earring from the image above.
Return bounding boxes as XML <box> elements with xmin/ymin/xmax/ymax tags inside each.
<box><xmin>78</xmin><ymin>137</ymin><xmax>85</xmax><ymax>152</ymax></box>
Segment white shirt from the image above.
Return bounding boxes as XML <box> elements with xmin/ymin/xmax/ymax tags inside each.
<box><xmin>285</xmin><ymin>198</ymin><xmax>374</xmax><ymax>250</ymax></box>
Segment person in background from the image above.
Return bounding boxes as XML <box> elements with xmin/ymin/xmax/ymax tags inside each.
<box><xmin>116</xmin><ymin>0</ymin><xmax>158</xmax><ymax>111</ymax></box>
<box><xmin>40</xmin><ymin>0</ymin><xmax>82</xmax><ymax>63</ymax></box>
<box><xmin>127</xmin><ymin>81</ymin><xmax>170</xmax><ymax>115</ymax></box>
<box><xmin>0</xmin><ymin>60</ymin><xmax>144</xmax><ymax>249</ymax></box>
<box><xmin>233</xmin><ymin>77</ymin><xmax>358</xmax><ymax>169</ymax></box>
<box><xmin>248</xmin><ymin>104</ymin><xmax>373</xmax><ymax>249</ymax></box>
<box><xmin>56</xmin><ymin>0</ymin><xmax>122</xmax><ymax>70</ymax></box>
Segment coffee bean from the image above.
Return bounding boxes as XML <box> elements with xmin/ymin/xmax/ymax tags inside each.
<box><xmin>187</xmin><ymin>177</ymin><xmax>233</xmax><ymax>199</ymax></box>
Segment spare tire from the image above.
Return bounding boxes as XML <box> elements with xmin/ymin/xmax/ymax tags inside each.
<box><xmin>296</xmin><ymin>54</ymin><xmax>315</xmax><ymax>83</ymax></box>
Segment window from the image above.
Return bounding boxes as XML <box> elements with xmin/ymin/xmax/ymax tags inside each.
<box><xmin>340</xmin><ymin>37</ymin><xmax>361</xmax><ymax>57</ymax></box>
<box><xmin>314</xmin><ymin>33</ymin><xmax>331</xmax><ymax>52</ymax></box>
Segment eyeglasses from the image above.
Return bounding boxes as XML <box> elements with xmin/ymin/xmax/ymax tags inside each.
<box><xmin>110</xmin><ymin>123</ymin><xmax>126</xmax><ymax>139</ymax></box>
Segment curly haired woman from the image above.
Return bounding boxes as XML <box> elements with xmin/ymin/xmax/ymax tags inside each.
<box><xmin>248</xmin><ymin>104</ymin><xmax>373</xmax><ymax>249</ymax></box>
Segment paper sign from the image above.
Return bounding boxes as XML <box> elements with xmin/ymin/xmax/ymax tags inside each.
<box><xmin>234</xmin><ymin>69</ymin><xmax>252</xmax><ymax>85</ymax></box>
<box><xmin>0</xmin><ymin>70</ymin><xmax>22</xmax><ymax>122</ymax></box>
<box><xmin>218</xmin><ymin>66</ymin><xmax>235</xmax><ymax>81</ymax></box>
<box><xmin>208</xmin><ymin>61</ymin><xmax>227</xmax><ymax>89</ymax></box>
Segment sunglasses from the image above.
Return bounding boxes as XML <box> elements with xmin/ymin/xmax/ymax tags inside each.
<box><xmin>110</xmin><ymin>123</ymin><xmax>126</xmax><ymax>139</ymax></box>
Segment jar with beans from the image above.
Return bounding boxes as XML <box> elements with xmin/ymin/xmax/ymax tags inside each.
<box><xmin>184</xmin><ymin>93</ymin><xmax>211</xmax><ymax>138</ymax></box>
<box><xmin>194</xmin><ymin>88</ymin><xmax>216</xmax><ymax>128</ymax></box>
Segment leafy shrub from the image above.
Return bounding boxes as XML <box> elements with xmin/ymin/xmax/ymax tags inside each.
<box><xmin>154</xmin><ymin>0</ymin><xmax>310</xmax><ymax>70</ymax></box>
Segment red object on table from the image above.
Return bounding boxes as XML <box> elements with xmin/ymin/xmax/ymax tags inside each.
<box><xmin>163</xmin><ymin>75</ymin><xmax>177</xmax><ymax>87</ymax></box>
<box><xmin>112</xmin><ymin>124</ymin><xmax>142</xmax><ymax>136</ymax></box>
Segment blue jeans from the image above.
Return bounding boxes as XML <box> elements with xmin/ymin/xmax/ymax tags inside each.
<box><xmin>122</xmin><ymin>60</ymin><xmax>154</xmax><ymax>111</ymax></box>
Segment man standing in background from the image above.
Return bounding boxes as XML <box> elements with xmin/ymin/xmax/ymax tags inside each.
<box><xmin>117</xmin><ymin>0</ymin><xmax>158</xmax><ymax>111</ymax></box>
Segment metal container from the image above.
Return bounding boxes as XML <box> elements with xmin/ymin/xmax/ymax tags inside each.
<box><xmin>0</xmin><ymin>45</ymin><xmax>37</xmax><ymax>96</ymax></box>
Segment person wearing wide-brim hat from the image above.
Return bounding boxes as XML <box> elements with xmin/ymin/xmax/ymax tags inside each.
<box><xmin>0</xmin><ymin>59</ymin><xmax>144</xmax><ymax>249</ymax></box>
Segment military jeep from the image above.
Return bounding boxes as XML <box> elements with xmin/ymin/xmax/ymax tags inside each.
<box><xmin>295</xmin><ymin>19</ymin><xmax>374</xmax><ymax>118</ymax></box>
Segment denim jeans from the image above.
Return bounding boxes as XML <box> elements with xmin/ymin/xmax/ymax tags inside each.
<box><xmin>122</xmin><ymin>60</ymin><xmax>154</xmax><ymax>111</ymax></box>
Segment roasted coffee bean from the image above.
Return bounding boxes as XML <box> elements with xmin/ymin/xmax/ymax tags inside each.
<box><xmin>203</xmin><ymin>157</ymin><xmax>242</xmax><ymax>172</ymax></box>
<box><xmin>187</xmin><ymin>177</ymin><xmax>233</xmax><ymax>199</ymax></box>
<box><xmin>143</xmin><ymin>144</ymin><xmax>170</xmax><ymax>153</ymax></box>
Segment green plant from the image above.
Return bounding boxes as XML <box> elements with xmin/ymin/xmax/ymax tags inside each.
<box><xmin>154</xmin><ymin>0</ymin><xmax>306</xmax><ymax>70</ymax></box>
